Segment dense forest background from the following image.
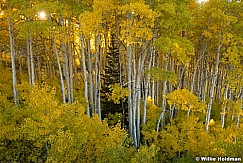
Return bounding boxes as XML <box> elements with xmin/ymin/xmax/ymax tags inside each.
<box><xmin>0</xmin><ymin>0</ymin><xmax>242</xmax><ymax>162</ymax></box>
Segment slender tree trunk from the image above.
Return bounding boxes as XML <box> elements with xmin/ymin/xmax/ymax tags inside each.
<box><xmin>206</xmin><ymin>37</ymin><xmax>222</xmax><ymax>132</ymax></box>
<box><xmin>18</xmin><ymin>52</ymin><xmax>23</xmax><ymax>81</ymax></box>
<box><xmin>190</xmin><ymin>44</ymin><xmax>207</xmax><ymax>93</ymax></box>
<box><xmin>53</xmin><ymin>32</ymin><xmax>66</xmax><ymax>103</ymax></box>
<box><xmin>199</xmin><ymin>57</ymin><xmax>204</xmax><ymax>101</ymax></box>
<box><xmin>80</xmin><ymin>34</ymin><xmax>90</xmax><ymax>117</ymax></box>
<box><xmin>73</xmin><ymin>46</ymin><xmax>79</xmax><ymax>87</ymax></box>
<box><xmin>221</xmin><ymin>85</ymin><xmax>228</xmax><ymax>128</ymax></box>
<box><xmin>132</xmin><ymin>47</ymin><xmax>137</xmax><ymax>147</ymax></box>
<box><xmin>151</xmin><ymin>51</ymin><xmax>155</xmax><ymax>103</ymax></box>
<box><xmin>143</xmin><ymin>46</ymin><xmax>153</xmax><ymax>124</ymax></box>
<box><xmin>87</xmin><ymin>39</ymin><xmax>94</xmax><ymax>114</ymax></box>
<box><xmin>26</xmin><ymin>39</ymin><xmax>31</xmax><ymax>84</ymax></box>
<box><xmin>95</xmin><ymin>34</ymin><xmax>101</xmax><ymax>118</ymax></box>
<box><xmin>68</xmin><ymin>41</ymin><xmax>74</xmax><ymax>103</ymax></box>
<box><xmin>127</xmin><ymin>44</ymin><xmax>133</xmax><ymax>137</ymax></box>
<box><xmin>37</xmin><ymin>56</ymin><xmax>41</xmax><ymax>83</ymax></box>
<box><xmin>61</xmin><ymin>43</ymin><xmax>71</xmax><ymax>103</ymax></box>
<box><xmin>236</xmin><ymin>93</ymin><xmax>242</xmax><ymax>130</ymax></box>
<box><xmin>68</xmin><ymin>21</ymin><xmax>74</xmax><ymax>103</ymax></box>
<box><xmin>156</xmin><ymin>53</ymin><xmax>169</xmax><ymax>131</ymax></box>
<box><xmin>8</xmin><ymin>17</ymin><xmax>18</xmax><ymax>106</ymax></box>
<box><xmin>136</xmin><ymin>47</ymin><xmax>148</xmax><ymax>147</ymax></box>
<box><xmin>29</xmin><ymin>33</ymin><xmax>35</xmax><ymax>85</ymax></box>
<box><xmin>187</xmin><ymin>105</ymin><xmax>191</xmax><ymax>118</ymax></box>
<box><xmin>202</xmin><ymin>56</ymin><xmax>208</xmax><ymax>102</ymax></box>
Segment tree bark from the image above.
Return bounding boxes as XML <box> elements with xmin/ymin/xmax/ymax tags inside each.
<box><xmin>206</xmin><ymin>36</ymin><xmax>222</xmax><ymax>131</ymax></box>
<box><xmin>221</xmin><ymin>85</ymin><xmax>228</xmax><ymax>128</ymax></box>
<box><xmin>136</xmin><ymin>47</ymin><xmax>148</xmax><ymax>147</ymax></box>
<box><xmin>127</xmin><ymin>44</ymin><xmax>133</xmax><ymax>137</ymax></box>
<box><xmin>8</xmin><ymin>17</ymin><xmax>18</xmax><ymax>106</ymax></box>
<box><xmin>61</xmin><ymin>43</ymin><xmax>71</xmax><ymax>103</ymax></box>
<box><xmin>68</xmin><ymin>41</ymin><xmax>74</xmax><ymax>104</ymax></box>
<box><xmin>29</xmin><ymin>33</ymin><xmax>35</xmax><ymax>85</ymax></box>
<box><xmin>157</xmin><ymin>53</ymin><xmax>169</xmax><ymax>131</ymax></box>
<box><xmin>80</xmin><ymin>34</ymin><xmax>90</xmax><ymax>117</ymax></box>
<box><xmin>26</xmin><ymin>39</ymin><xmax>31</xmax><ymax>84</ymax></box>
<box><xmin>143</xmin><ymin>46</ymin><xmax>153</xmax><ymax>124</ymax></box>
<box><xmin>87</xmin><ymin>39</ymin><xmax>94</xmax><ymax>114</ymax></box>
<box><xmin>53</xmin><ymin>32</ymin><xmax>66</xmax><ymax>103</ymax></box>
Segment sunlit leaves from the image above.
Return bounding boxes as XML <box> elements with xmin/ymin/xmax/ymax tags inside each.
<box><xmin>106</xmin><ymin>83</ymin><xmax>129</xmax><ymax>104</ymax></box>
<box><xmin>93</xmin><ymin>0</ymin><xmax>116</xmax><ymax>17</ymax></box>
<box><xmin>166</xmin><ymin>89</ymin><xmax>206</xmax><ymax>112</ymax></box>
<box><xmin>155</xmin><ymin>34</ymin><xmax>194</xmax><ymax>64</ymax></box>
<box><xmin>221</xmin><ymin>99</ymin><xmax>242</xmax><ymax>120</ymax></box>
<box><xmin>225</xmin><ymin>69</ymin><xmax>243</xmax><ymax>93</ymax></box>
<box><xmin>155</xmin><ymin>0</ymin><xmax>194</xmax><ymax>64</ymax></box>
<box><xmin>156</xmin><ymin>0</ymin><xmax>194</xmax><ymax>32</ymax></box>
<box><xmin>119</xmin><ymin>0</ymin><xmax>157</xmax><ymax>43</ymax></box>
<box><xmin>79</xmin><ymin>11</ymin><xmax>102</xmax><ymax>37</ymax></box>
<box><xmin>146</xmin><ymin>67</ymin><xmax>178</xmax><ymax>83</ymax></box>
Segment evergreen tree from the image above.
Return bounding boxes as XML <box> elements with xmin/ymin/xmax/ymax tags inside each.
<box><xmin>101</xmin><ymin>35</ymin><xmax>123</xmax><ymax>119</ymax></box>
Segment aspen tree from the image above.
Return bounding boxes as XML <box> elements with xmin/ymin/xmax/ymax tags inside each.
<box><xmin>200</xmin><ymin>0</ymin><xmax>238</xmax><ymax>131</ymax></box>
<box><xmin>80</xmin><ymin>34</ymin><xmax>90</xmax><ymax>117</ymax></box>
<box><xmin>8</xmin><ymin>17</ymin><xmax>18</xmax><ymax>106</ymax></box>
<box><xmin>53</xmin><ymin>31</ymin><xmax>66</xmax><ymax>103</ymax></box>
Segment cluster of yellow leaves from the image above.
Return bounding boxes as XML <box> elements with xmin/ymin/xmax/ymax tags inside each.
<box><xmin>146</xmin><ymin>96</ymin><xmax>154</xmax><ymax>104</ymax></box>
<box><xmin>155</xmin><ymin>36</ymin><xmax>194</xmax><ymax>65</ymax></box>
<box><xmin>107</xmin><ymin>83</ymin><xmax>129</xmax><ymax>104</ymax></box>
<box><xmin>222</xmin><ymin>99</ymin><xmax>243</xmax><ymax>118</ymax></box>
<box><xmin>119</xmin><ymin>1</ymin><xmax>157</xmax><ymax>44</ymax></box>
<box><xmin>1</xmin><ymin>83</ymin><xmax>136</xmax><ymax>162</ymax></box>
<box><xmin>171</xmin><ymin>41</ymin><xmax>194</xmax><ymax>64</ymax></box>
<box><xmin>131</xmin><ymin>144</ymin><xmax>159</xmax><ymax>163</ymax></box>
<box><xmin>0</xmin><ymin>67</ymin><xmax>14</xmax><ymax>98</ymax></box>
<box><xmin>142</xmin><ymin>103</ymin><xmax>160</xmax><ymax>137</ymax></box>
<box><xmin>148</xmin><ymin>67</ymin><xmax>178</xmax><ymax>83</ymax></box>
<box><xmin>142</xmin><ymin>116</ymin><xmax>243</xmax><ymax>161</ymax></box>
<box><xmin>79</xmin><ymin>11</ymin><xmax>102</xmax><ymax>37</ymax></box>
<box><xmin>166</xmin><ymin>89</ymin><xmax>206</xmax><ymax>112</ymax></box>
<box><xmin>225</xmin><ymin>68</ymin><xmax>243</xmax><ymax>93</ymax></box>
<box><xmin>93</xmin><ymin>0</ymin><xmax>116</xmax><ymax>17</ymax></box>
<box><xmin>47</xmin><ymin>114</ymin><xmax>129</xmax><ymax>163</ymax></box>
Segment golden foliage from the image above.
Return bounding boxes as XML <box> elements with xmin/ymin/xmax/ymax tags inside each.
<box><xmin>166</xmin><ymin>89</ymin><xmax>206</xmax><ymax>112</ymax></box>
<box><xmin>106</xmin><ymin>83</ymin><xmax>129</xmax><ymax>104</ymax></box>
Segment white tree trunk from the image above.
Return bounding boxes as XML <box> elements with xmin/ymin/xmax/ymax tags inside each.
<box><xmin>221</xmin><ymin>86</ymin><xmax>228</xmax><ymax>128</ymax></box>
<box><xmin>136</xmin><ymin>47</ymin><xmax>148</xmax><ymax>146</ymax></box>
<box><xmin>53</xmin><ymin>32</ymin><xmax>66</xmax><ymax>103</ymax></box>
<box><xmin>87</xmin><ymin>39</ymin><xmax>94</xmax><ymax>114</ymax></box>
<box><xmin>61</xmin><ymin>43</ymin><xmax>71</xmax><ymax>103</ymax></box>
<box><xmin>143</xmin><ymin>46</ymin><xmax>153</xmax><ymax>124</ymax></box>
<box><xmin>80</xmin><ymin>34</ymin><xmax>90</xmax><ymax>117</ymax></box>
<box><xmin>95</xmin><ymin>34</ymin><xmax>101</xmax><ymax>118</ymax></box>
<box><xmin>206</xmin><ymin>39</ymin><xmax>222</xmax><ymax>131</ymax></box>
<box><xmin>156</xmin><ymin>53</ymin><xmax>169</xmax><ymax>131</ymax></box>
<box><xmin>26</xmin><ymin>39</ymin><xmax>31</xmax><ymax>84</ymax></box>
<box><xmin>29</xmin><ymin>34</ymin><xmax>35</xmax><ymax>85</ymax></box>
<box><xmin>151</xmin><ymin>51</ymin><xmax>155</xmax><ymax>103</ymax></box>
<box><xmin>127</xmin><ymin>44</ymin><xmax>133</xmax><ymax>137</ymax></box>
<box><xmin>191</xmin><ymin>44</ymin><xmax>207</xmax><ymax>93</ymax></box>
<box><xmin>68</xmin><ymin>40</ymin><xmax>74</xmax><ymax>104</ymax></box>
<box><xmin>8</xmin><ymin>17</ymin><xmax>18</xmax><ymax>106</ymax></box>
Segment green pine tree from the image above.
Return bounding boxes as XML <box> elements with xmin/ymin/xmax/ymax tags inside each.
<box><xmin>101</xmin><ymin>35</ymin><xmax>124</xmax><ymax>123</ymax></box>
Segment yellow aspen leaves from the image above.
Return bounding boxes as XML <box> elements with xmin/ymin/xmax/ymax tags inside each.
<box><xmin>209</xmin><ymin>119</ymin><xmax>215</xmax><ymax>126</ymax></box>
<box><xmin>106</xmin><ymin>83</ymin><xmax>129</xmax><ymax>104</ymax></box>
<box><xmin>166</xmin><ymin>89</ymin><xmax>206</xmax><ymax>112</ymax></box>
<box><xmin>79</xmin><ymin>11</ymin><xmax>102</xmax><ymax>37</ymax></box>
<box><xmin>119</xmin><ymin>1</ymin><xmax>157</xmax><ymax>44</ymax></box>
